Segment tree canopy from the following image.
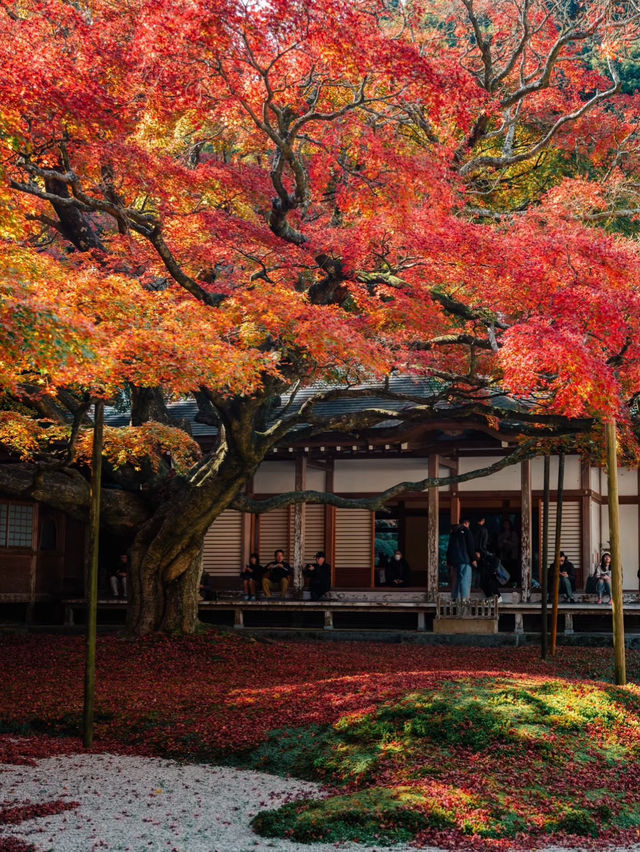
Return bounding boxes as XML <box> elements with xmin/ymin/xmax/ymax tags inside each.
<box><xmin>2</xmin><ymin>0</ymin><xmax>640</xmax><ymax>631</ymax></box>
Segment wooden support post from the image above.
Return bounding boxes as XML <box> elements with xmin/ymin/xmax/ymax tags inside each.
<box><xmin>417</xmin><ymin>611</ymin><xmax>426</xmax><ymax>632</ymax></box>
<box><xmin>551</xmin><ymin>453</ymin><xmax>565</xmax><ymax>657</ymax></box>
<box><xmin>564</xmin><ymin>613</ymin><xmax>574</xmax><ymax>635</ymax></box>
<box><xmin>541</xmin><ymin>455</ymin><xmax>550</xmax><ymax>659</ymax></box>
<box><xmin>450</xmin><ymin>494</ymin><xmax>460</xmax><ymax>526</ymax></box>
<box><xmin>581</xmin><ymin>458</ymin><xmax>592</xmax><ymax>591</ymax></box>
<box><xmin>427</xmin><ymin>454</ymin><xmax>439</xmax><ymax>601</ymax></box>
<box><xmin>83</xmin><ymin>400</ymin><xmax>104</xmax><ymax>749</ymax></box>
<box><xmin>323</xmin><ymin>609</ymin><xmax>334</xmax><ymax>630</ymax></box>
<box><xmin>292</xmin><ymin>456</ymin><xmax>306</xmax><ymax>597</ymax></box>
<box><xmin>606</xmin><ymin>419</ymin><xmax>626</xmax><ymax>685</ymax></box>
<box><xmin>234</xmin><ymin>608</ymin><xmax>244</xmax><ymax>629</ymax></box>
<box><xmin>521</xmin><ymin>460</ymin><xmax>532</xmax><ymax>602</ymax></box>
<box><xmin>514</xmin><ymin>612</ymin><xmax>524</xmax><ymax>635</ymax></box>
<box><xmin>325</xmin><ymin>460</ymin><xmax>336</xmax><ymax>587</ymax></box>
<box><xmin>26</xmin><ymin>503</ymin><xmax>39</xmax><ymax>625</ymax></box>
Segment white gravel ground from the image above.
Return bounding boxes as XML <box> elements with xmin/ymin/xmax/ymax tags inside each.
<box><xmin>0</xmin><ymin>752</ymin><xmax>619</xmax><ymax>852</ymax></box>
<box><xmin>0</xmin><ymin>752</ymin><xmax>419</xmax><ymax>852</ymax></box>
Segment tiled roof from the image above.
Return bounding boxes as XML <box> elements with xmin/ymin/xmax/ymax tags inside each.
<box><xmin>105</xmin><ymin>376</ymin><xmax>443</xmax><ymax>437</ymax></box>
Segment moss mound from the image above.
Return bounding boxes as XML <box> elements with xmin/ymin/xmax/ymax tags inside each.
<box><xmin>250</xmin><ymin>677</ymin><xmax>640</xmax><ymax>848</ymax></box>
<box><xmin>252</xmin><ymin>786</ymin><xmax>455</xmax><ymax>845</ymax></box>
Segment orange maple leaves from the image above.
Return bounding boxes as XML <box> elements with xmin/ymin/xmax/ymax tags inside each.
<box><xmin>0</xmin><ymin>0</ymin><xmax>640</xmax><ymax>434</ymax></box>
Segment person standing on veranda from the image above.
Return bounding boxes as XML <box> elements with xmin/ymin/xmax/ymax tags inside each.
<box><xmin>447</xmin><ymin>519</ymin><xmax>477</xmax><ymax>602</ymax></box>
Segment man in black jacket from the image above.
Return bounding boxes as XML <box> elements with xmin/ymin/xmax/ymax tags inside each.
<box><xmin>447</xmin><ymin>519</ymin><xmax>477</xmax><ymax>601</ymax></box>
<box><xmin>304</xmin><ymin>551</ymin><xmax>331</xmax><ymax>600</ymax></box>
<box><xmin>548</xmin><ymin>552</ymin><xmax>576</xmax><ymax>602</ymax></box>
<box><xmin>262</xmin><ymin>549</ymin><xmax>292</xmax><ymax>599</ymax></box>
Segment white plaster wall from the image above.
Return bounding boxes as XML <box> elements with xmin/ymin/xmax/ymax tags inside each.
<box><xmin>253</xmin><ymin>461</ymin><xmax>295</xmax><ymax>493</ymax></box>
<box><xmin>598</xmin><ymin>467</ymin><xmax>639</xmax><ymax>496</ymax></box>
<box><xmin>439</xmin><ymin>466</ymin><xmax>452</xmax><ymax>493</ymax></box>
<box><xmin>599</xmin><ymin>504</ymin><xmax>639</xmax><ymax>588</ymax></box>
<box><xmin>605</xmin><ymin>467</ymin><xmax>638</xmax><ymax>497</ymax></box>
<box><xmin>306</xmin><ymin>466</ymin><xmax>326</xmax><ymax>491</ymax></box>
<box><xmin>591</xmin><ymin>467</ymin><xmax>602</xmax><ymax>494</ymax></box>
<box><xmin>458</xmin><ymin>457</ymin><xmax>521</xmax><ymax>491</ymax></box>
<box><xmin>333</xmin><ymin>458</ymin><xmax>428</xmax><ymax>493</ymax></box>
<box><xmin>531</xmin><ymin>455</ymin><xmax>581</xmax><ymax>491</ymax></box>
<box><xmin>621</xmin><ymin>505</ymin><xmax>638</xmax><ymax>588</ymax></box>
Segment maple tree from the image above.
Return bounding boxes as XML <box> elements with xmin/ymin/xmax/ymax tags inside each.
<box><xmin>2</xmin><ymin>0</ymin><xmax>640</xmax><ymax>633</ymax></box>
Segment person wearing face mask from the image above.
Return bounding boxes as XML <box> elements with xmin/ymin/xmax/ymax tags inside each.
<box><xmin>386</xmin><ymin>549</ymin><xmax>411</xmax><ymax>586</ymax></box>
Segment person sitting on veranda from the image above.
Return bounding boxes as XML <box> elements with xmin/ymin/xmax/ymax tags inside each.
<box><xmin>548</xmin><ymin>552</ymin><xmax>576</xmax><ymax>603</ymax></box>
<box><xmin>479</xmin><ymin>552</ymin><xmax>503</xmax><ymax>603</ymax></box>
<box><xmin>304</xmin><ymin>551</ymin><xmax>331</xmax><ymax>600</ymax></box>
<box><xmin>596</xmin><ymin>552</ymin><xmax>612</xmax><ymax>604</ymax></box>
<box><xmin>199</xmin><ymin>571</ymin><xmax>216</xmax><ymax>601</ymax></box>
<box><xmin>262</xmin><ymin>549</ymin><xmax>292</xmax><ymax>599</ymax></box>
<box><xmin>386</xmin><ymin>549</ymin><xmax>411</xmax><ymax>586</ymax></box>
<box><xmin>240</xmin><ymin>552</ymin><xmax>263</xmax><ymax>601</ymax></box>
<box><xmin>109</xmin><ymin>553</ymin><xmax>128</xmax><ymax>599</ymax></box>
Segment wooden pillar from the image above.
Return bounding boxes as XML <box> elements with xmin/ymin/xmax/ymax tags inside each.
<box><xmin>541</xmin><ymin>455</ymin><xmax>550</xmax><ymax>659</ymax></box>
<box><xmin>243</xmin><ymin>476</ymin><xmax>254</xmax><ymax>561</ymax></box>
<box><xmin>450</xmin><ymin>493</ymin><xmax>460</xmax><ymax>525</ymax></box>
<box><xmin>234</xmin><ymin>608</ymin><xmax>244</xmax><ymax>629</ymax></box>
<box><xmin>427</xmin><ymin>454</ymin><xmax>440</xmax><ymax>601</ymax></box>
<box><xmin>581</xmin><ymin>459</ymin><xmax>592</xmax><ymax>590</ymax></box>
<box><xmin>520</xmin><ymin>460</ymin><xmax>531</xmax><ymax>602</ymax></box>
<box><xmin>551</xmin><ymin>453</ymin><xmax>565</xmax><ymax>656</ymax></box>
<box><xmin>292</xmin><ymin>456</ymin><xmax>307</xmax><ymax>597</ymax></box>
<box><xmin>323</xmin><ymin>609</ymin><xmax>334</xmax><ymax>630</ymax></box>
<box><xmin>26</xmin><ymin>503</ymin><xmax>39</xmax><ymax>625</ymax></box>
<box><xmin>325</xmin><ymin>459</ymin><xmax>336</xmax><ymax>587</ymax></box>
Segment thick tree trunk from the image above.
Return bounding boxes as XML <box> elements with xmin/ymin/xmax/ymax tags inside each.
<box><xmin>125</xmin><ymin>454</ymin><xmax>250</xmax><ymax>635</ymax></box>
<box><xmin>128</xmin><ymin>539</ymin><xmax>203</xmax><ymax>635</ymax></box>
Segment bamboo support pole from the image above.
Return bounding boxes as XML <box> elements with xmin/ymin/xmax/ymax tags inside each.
<box><xmin>606</xmin><ymin>419</ymin><xmax>626</xmax><ymax>686</ymax></box>
<box><xmin>83</xmin><ymin>400</ymin><xmax>104</xmax><ymax>748</ymax></box>
<box><xmin>550</xmin><ymin>453</ymin><xmax>564</xmax><ymax>656</ymax></box>
<box><xmin>541</xmin><ymin>455</ymin><xmax>550</xmax><ymax>659</ymax></box>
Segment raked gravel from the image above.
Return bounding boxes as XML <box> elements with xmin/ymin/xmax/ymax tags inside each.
<box><xmin>0</xmin><ymin>752</ymin><xmax>617</xmax><ymax>852</ymax></box>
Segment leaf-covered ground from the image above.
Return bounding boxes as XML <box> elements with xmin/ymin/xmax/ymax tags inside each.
<box><xmin>2</xmin><ymin>632</ymin><xmax>640</xmax><ymax>850</ymax></box>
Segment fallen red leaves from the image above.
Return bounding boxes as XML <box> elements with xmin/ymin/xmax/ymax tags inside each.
<box><xmin>1</xmin><ymin>634</ymin><xmax>640</xmax><ymax>850</ymax></box>
<box><xmin>0</xmin><ymin>634</ymin><xmax>634</xmax><ymax>759</ymax></box>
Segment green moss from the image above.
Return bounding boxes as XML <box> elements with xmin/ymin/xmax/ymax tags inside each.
<box><xmin>252</xmin><ymin>786</ymin><xmax>455</xmax><ymax>845</ymax></box>
<box><xmin>548</xmin><ymin>806</ymin><xmax>600</xmax><ymax>837</ymax></box>
<box><xmin>225</xmin><ymin>725</ymin><xmax>332</xmax><ymax>780</ymax></box>
<box><xmin>246</xmin><ymin>678</ymin><xmax>640</xmax><ymax>847</ymax></box>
